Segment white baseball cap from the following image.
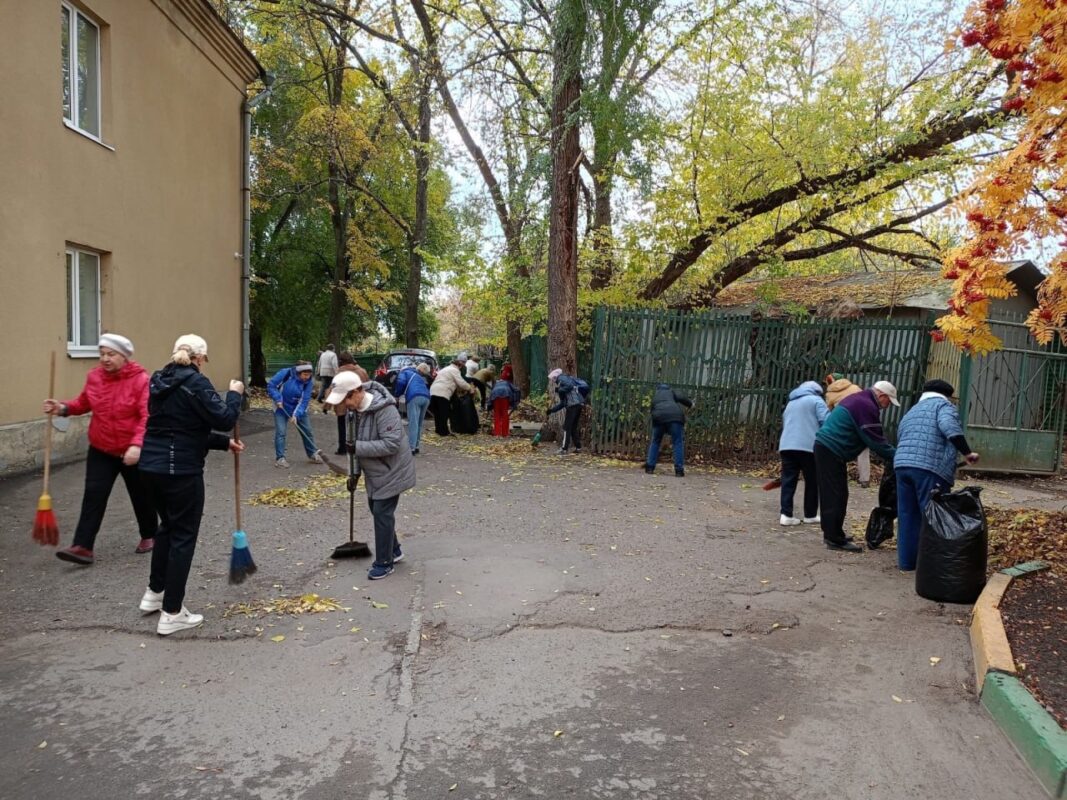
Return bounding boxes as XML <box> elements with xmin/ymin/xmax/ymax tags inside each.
<box><xmin>872</xmin><ymin>380</ymin><xmax>900</xmax><ymax>406</ymax></box>
<box><xmin>324</xmin><ymin>371</ymin><xmax>362</xmax><ymax>405</ymax></box>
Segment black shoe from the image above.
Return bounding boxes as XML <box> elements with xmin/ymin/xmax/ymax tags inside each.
<box><xmin>825</xmin><ymin>539</ymin><xmax>862</xmax><ymax>552</ymax></box>
<box><xmin>675</xmin><ymin>468</ymin><xmax>685</xmax><ymax>477</ymax></box>
<box><xmin>413</xmin><ymin>448</ymin><xmax>419</xmax><ymax>455</ymax></box>
<box><xmin>643</xmin><ymin>465</ymin><xmax>655</xmax><ymax>474</ymax></box>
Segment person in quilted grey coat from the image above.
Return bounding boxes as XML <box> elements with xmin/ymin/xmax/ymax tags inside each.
<box><xmin>893</xmin><ymin>380</ymin><xmax>979</xmax><ymax>572</ymax></box>
<box><xmin>325</xmin><ymin>372</ymin><xmax>416</xmax><ymax>580</ymax></box>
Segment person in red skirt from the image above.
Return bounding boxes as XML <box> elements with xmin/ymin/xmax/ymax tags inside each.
<box><xmin>488</xmin><ymin>364</ymin><xmax>521</xmax><ymax>436</ymax></box>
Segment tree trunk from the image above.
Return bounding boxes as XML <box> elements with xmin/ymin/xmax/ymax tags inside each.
<box><xmin>405</xmin><ymin>84</ymin><xmax>431</xmax><ymax>347</ymax></box>
<box><xmin>588</xmin><ymin>154</ymin><xmax>616</xmax><ymax>290</ymax></box>
<box><xmin>326</xmin><ymin>39</ymin><xmax>349</xmax><ymax>348</ymax></box>
<box><xmin>250</xmin><ymin>322</ymin><xmax>266</xmax><ymax>386</ymax></box>
<box><xmin>547</xmin><ymin>0</ymin><xmax>585</xmax><ymax>376</ymax></box>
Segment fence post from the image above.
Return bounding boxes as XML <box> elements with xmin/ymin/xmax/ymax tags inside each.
<box><xmin>958</xmin><ymin>352</ymin><xmax>972</xmax><ymax>433</ymax></box>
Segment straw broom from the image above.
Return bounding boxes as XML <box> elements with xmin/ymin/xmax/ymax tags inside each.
<box><xmin>32</xmin><ymin>352</ymin><xmax>60</xmax><ymax>546</ymax></box>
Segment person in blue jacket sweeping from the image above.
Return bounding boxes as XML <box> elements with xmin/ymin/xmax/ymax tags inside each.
<box><xmin>267</xmin><ymin>360</ymin><xmax>321</xmax><ymax>468</ymax></box>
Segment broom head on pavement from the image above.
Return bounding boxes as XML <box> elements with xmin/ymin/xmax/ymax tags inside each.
<box><xmin>32</xmin><ymin>493</ymin><xmax>59</xmax><ymax>546</ymax></box>
<box><xmin>331</xmin><ymin>468</ymin><xmax>371</xmax><ymax>559</ymax></box>
<box><xmin>762</xmin><ymin>478</ymin><xmax>781</xmax><ymax>491</ymax></box>
<box><xmin>229</xmin><ymin>529</ymin><xmax>257</xmax><ymax>584</ymax></box>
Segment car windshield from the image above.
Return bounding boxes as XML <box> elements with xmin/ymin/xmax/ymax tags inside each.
<box><xmin>388</xmin><ymin>354</ymin><xmax>435</xmax><ymax>371</ymax></box>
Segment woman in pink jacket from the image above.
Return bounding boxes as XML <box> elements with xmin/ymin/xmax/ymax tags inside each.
<box><xmin>42</xmin><ymin>334</ymin><xmax>158</xmax><ymax>565</ymax></box>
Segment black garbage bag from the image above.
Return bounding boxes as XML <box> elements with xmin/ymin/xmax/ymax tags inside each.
<box><xmin>865</xmin><ymin>506</ymin><xmax>896</xmax><ymax>550</ymax></box>
<box><xmin>878</xmin><ymin>461</ymin><xmax>897</xmax><ymax>511</ymax></box>
<box><xmin>915</xmin><ymin>486</ymin><xmax>987</xmax><ymax>604</ymax></box>
<box><xmin>450</xmin><ymin>393</ymin><xmax>480</xmax><ymax>435</ymax></box>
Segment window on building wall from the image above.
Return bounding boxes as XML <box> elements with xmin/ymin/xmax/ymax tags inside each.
<box><xmin>67</xmin><ymin>248</ymin><xmax>100</xmax><ymax>354</ymax></box>
<box><xmin>61</xmin><ymin>3</ymin><xmax>101</xmax><ymax>138</ymax></box>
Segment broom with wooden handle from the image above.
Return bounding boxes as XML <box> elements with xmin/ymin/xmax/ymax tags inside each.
<box><xmin>32</xmin><ymin>352</ymin><xmax>60</xmax><ymax>546</ymax></box>
<box><xmin>228</xmin><ymin>422</ymin><xmax>257</xmax><ymax>583</ymax></box>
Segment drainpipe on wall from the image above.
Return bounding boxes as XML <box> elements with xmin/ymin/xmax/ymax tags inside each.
<box><xmin>241</xmin><ymin>74</ymin><xmax>274</xmax><ymax>383</ymax></box>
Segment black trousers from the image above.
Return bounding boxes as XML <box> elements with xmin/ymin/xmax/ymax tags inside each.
<box><xmin>337</xmin><ymin>413</ymin><xmax>347</xmax><ymax>451</ymax></box>
<box><xmin>72</xmin><ymin>446</ymin><xmax>158</xmax><ymax>550</ymax></box>
<box><xmin>780</xmin><ymin>450</ymin><xmax>818</xmax><ymax>518</ymax></box>
<box><xmin>142</xmin><ymin>472</ymin><xmax>205</xmax><ymax>613</ymax></box>
<box><xmin>560</xmin><ymin>405</ymin><xmax>583</xmax><ymax>451</ymax></box>
<box><xmin>368</xmin><ymin>494</ymin><xmax>399</xmax><ymax>568</ymax></box>
<box><xmin>430</xmin><ymin>395</ymin><xmax>452</xmax><ymax>435</ymax></box>
<box><xmin>814</xmin><ymin>443</ymin><xmax>849</xmax><ymax>545</ymax></box>
<box><xmin>469</xmin><ymin>378</ymin><xmax>487</xmax><ymax>409</ymax></box>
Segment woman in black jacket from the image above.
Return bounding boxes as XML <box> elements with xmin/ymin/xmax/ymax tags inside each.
<box><xmin>137</xmin><ymin>334</ymin><xmax>244</xmax><ymax>636</ymax></box>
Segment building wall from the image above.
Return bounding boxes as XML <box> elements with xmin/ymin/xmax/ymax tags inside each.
<box><xmin>0</xmin><ymin>0</ymin><xmax>257</xmax><ymax>473</ymax></box>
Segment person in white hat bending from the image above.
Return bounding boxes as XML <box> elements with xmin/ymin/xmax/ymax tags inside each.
<box><xmin>812</xmin><ymin>380</ymin><xmax>899</xmax><ymax>552</ymax></box>
<box><xmin>43</xmin><ymin>333</ymin><xmax>159</xmax><ymax>565</ymax></box>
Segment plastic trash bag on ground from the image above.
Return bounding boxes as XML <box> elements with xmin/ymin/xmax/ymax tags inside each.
<box><xmin>915</xmin><ymin>486</ymin><xmax>987</xmax><ymax>604</ymax></box>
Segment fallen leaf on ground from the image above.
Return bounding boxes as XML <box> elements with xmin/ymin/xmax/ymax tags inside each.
<box><xmin>270</xmin><ymin>635</ymin><xmax>285</xmax><ymax>643</ymax></box>
<box><xmin>371</xmin><ymin>601</ymin><xmax>389</xmax><ymax>609</ymax></box>
<box><xmin>891</xmin><ymin>695</ymin><xmax>903</xmax><ymax>703</ymax></box>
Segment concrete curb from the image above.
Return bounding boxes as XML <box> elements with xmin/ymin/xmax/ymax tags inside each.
<box><xmin>969</xmin><ymin>562</ymin><xmax>1067</xmax><ymax>798</ymax></box>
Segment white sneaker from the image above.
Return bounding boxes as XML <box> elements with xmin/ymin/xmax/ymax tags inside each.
<box><xmin>803</xmin><ymin>516</ymin><xmax>821</xmax><ymax>524</ymax></box>
<box><xmin>275</xmin><ymin>457</ymin><xmax>290</xmax><ymax>469</ymax></box>
<box><xmin>139</xmin><ymin>587</ymin><xmax>164</xmax><ymax>613</ymax></box>
<box><xmin>308</xmin><ymin>451</ymin><xmax>324</xmax><ymax>464</ymax></box>
<box><xmin>779</xmin><ymin>514</ymin><xmax>802</xmax><ymax>526</ymax></box>
<box><xmin>157</xmin><ymin>606</ymin><xmax>204</xmax><ymax>636</ymax></box>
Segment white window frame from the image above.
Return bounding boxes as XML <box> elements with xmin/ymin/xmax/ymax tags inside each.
<box><xmin>67</xmin><ymin>247</ymin><xmax>101</xmax><ymax>357</ymax></box>
<box><xmin>61</xmin><ymin>2</ymin><xmax>103</xmax><ymax>143</ymax></box>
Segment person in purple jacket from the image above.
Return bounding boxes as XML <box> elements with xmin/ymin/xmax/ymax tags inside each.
<box><xmin>813</xmin><ymin>381</ymin><xmax>898</xmax><ymax>552</ymax></box>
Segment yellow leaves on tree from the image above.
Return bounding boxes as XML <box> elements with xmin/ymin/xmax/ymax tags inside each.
<box><xmin>938</xmin><ymin>0</ymin><xmax>1067</xmax><ymax>353</ymax></box>
<box><xmin>345</xmin><ymin>224</ymin><xmax>400</xmax><ymax>312</ymax></box>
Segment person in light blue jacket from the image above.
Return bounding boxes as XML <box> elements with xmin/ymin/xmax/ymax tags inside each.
<box><xmin>267</xmin><ymin>361</ymin><xmax>320</xmax><ymax>468</ymax></box>
<box><xmin>778</xmin><ymin>380</ymin><xmax>830</xmax><ymax>526</ymax></box>
<box><xmin>894</xmin><ymin>380</ymin><xmax>979</xmax><ymax>571</ymax></box>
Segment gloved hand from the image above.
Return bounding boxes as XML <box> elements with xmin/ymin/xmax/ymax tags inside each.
<box><xmin>346</xmin><ymin>475</ymin><xmax>360</xmax><ymax>493</ymax></box>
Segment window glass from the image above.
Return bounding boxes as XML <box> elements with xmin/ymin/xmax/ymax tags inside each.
<box><xmin>76</xmin><ymin>14</ymin><xmax>99</xmax><ymax>136</ymax></box>
<box><xmin>78</xmin><ymin>252</ymin><xmax>100</xmax><ymax>345</ymax></box>
<box><xmin>61</xmin><ymin>6</ymin><xmax>71</xmax><ymax>121</ymax></box>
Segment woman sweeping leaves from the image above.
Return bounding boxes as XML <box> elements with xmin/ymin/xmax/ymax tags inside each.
<box><xmin>137</xmin><ymin>334</ymin><xmax>244</xmax><ymax>635</ymax></box>
<box><xmin>325</xmin><ymin>371</ymin><xmax>415</xmax><ymax>580</ymax></box>
<box><xmin>43</xmin><ymin>333</ymin><xmax>158</xmax><ymax>565</ymax></box>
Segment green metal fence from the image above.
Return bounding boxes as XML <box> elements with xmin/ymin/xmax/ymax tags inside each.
<box><xmin>589</xmin><ymin>307</ymin><xmax>936</xmax><ymax>463</ymax></box>
<box><xmin>958</xmin><ymin>316</ymin><xmax>1067</xmax><ymax>473</ymax></box>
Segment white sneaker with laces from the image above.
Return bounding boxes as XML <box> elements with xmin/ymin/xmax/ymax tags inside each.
<box><xmin>275</xmin><ymin>457</ymin><xmax>291</xmax><ymax>469</ymax></box>
<box><xmin>139</xmin><ymin>587</ymin><xmax>164</xmax><ymax>613</ymax></box>
<box><xmin>308</xmin><ymin>451</ymin><xmax>324</xmax><ymax>464</ymax></box>
<box><xmin>779</xmin><ymin>514</ymin><xmax>802</xmax><ymax>526</ymax></box>
<box><xmin>157</xmin><ymin>606</ymin><xmax>204</xmax><ymax>636</ymax></box>
<box><xmin>803</xmin><ymin>516</ymin><xmax>821</xmax><ymax>524</ymax></box>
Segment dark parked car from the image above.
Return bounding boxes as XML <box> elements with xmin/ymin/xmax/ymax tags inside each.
<box><xmin>374</xmin><ymin>348</ymin><xmax>438</xmax><ymax>392</ymax></box>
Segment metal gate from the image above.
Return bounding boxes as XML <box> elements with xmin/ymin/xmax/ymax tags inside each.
<box><xmin>958</xmin><ymin>317</ymin><xmax>1067</xmax><ymax>473</ymax></box>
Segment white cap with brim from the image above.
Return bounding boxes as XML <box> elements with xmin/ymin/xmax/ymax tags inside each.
<box><xmin>324</xmin><ymin>371</ymin><xmax>362</xmax><ymax>405</ymax></box>
<box><xmin>872</xmin><ymin>380</ymin><xmax>900</xmax><ymax>407</ymax></box>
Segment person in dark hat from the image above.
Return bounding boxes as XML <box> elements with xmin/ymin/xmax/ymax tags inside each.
<box><xmin>893</xmin><ymin>379</ymin><xmax>980</xmax><ymax>572</ymax></box>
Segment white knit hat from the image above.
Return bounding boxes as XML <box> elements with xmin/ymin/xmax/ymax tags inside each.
<box><xmin>98</xmin><ymin>333</ymin><xmax>134</xmax><ymax>357</ymax></box>
<box><xmin>173</xmin><ymin>334</ymin><xmax>208</xmax><ymax>358</ymax></box>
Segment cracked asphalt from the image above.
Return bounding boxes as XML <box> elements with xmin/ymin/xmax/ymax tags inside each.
<box><xmin>0</xmin><ymin>408</ymin><xmax>1053</xmax><ymax>799</ymax></box>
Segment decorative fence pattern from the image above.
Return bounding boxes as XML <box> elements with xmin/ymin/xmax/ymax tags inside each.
<box><xmin>588</xmin><ymin>307</ymin><xmax>936</xmax><ymax>464</ymax></box>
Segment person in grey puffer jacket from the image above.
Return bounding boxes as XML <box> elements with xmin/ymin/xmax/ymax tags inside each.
<box><xmin>778</xmin><ymin>381</ymin><xmax>829</xmax><ymax>526</ymax></box>
<box><xmin>325</xmin><ymin>372</ymin><xmax>415</xmax><ymax>580</ymax></box>
<box><xmin>643</xmin><ymin>383</ymin><xmax>693</xmax><ymax>477</ymax></box>
<box><xmin>893</xmin><ymin>380</ymin><xmax>979</xmax><ymax>572</ymax></box>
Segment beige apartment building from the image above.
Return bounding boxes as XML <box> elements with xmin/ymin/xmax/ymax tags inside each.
<box><xmin>0</xmin><ymin>0</ymin><xmax>262</xmax><ymax>473</ymax></box>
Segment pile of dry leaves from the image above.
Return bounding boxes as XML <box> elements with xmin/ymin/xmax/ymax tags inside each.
<box><xmin>985</xmin><ymin>507</ymin><xmax>1067</xmax><ymax>575</ymax></box>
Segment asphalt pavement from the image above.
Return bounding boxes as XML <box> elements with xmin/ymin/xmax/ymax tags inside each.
<box><xmin>0</xmin><ymin>408</ymin><xmax>1054</xmax><ymax>799</ymax></box>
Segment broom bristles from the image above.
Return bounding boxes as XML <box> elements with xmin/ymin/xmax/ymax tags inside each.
<box><xmin>32</xmin><ymin>494</ymin><xmax>60</xmax><ymax>546</ymax></box>
<box><xmin>228</xmin><ymin>529</ymin><xmax>257</xmax><ymax>585</ymax></box>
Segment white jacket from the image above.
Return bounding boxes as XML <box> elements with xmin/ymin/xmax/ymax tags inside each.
<box><xmin>431</xmin><ymin>363</ymin><xmax>472</xmax><ymax>399</ymax></box>
<box><xmin>317</xmin><ymin>350</ymin><xmax>338</xmax><ymax>377</ymax></box>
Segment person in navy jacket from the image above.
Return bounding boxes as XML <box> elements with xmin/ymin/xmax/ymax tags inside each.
<box><xmin>267</xmin><ymin>361</ymin><xmax>321</xmax><ymax>468</ymax></box>
<box><xmin>137</xmin><ymin>334</ymin><xmax>243</xmax><ymax>635</ymax></box>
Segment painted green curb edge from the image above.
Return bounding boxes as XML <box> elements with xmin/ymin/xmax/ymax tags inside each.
<box><xmin>981</xmin><ymin>672</ymin><xmax>1067</xmax><ymax>798</ymax></box>
<box><xmin>1000</xmin><ymin>561</ymin><xmax>1050</xmax><ymax>578</ymax></box>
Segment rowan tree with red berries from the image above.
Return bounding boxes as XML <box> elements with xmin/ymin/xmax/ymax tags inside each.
<box><xmin>939</xmin><ymin>0</ymin><xmax>1067</xmax><ymax>352</ymax></box>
